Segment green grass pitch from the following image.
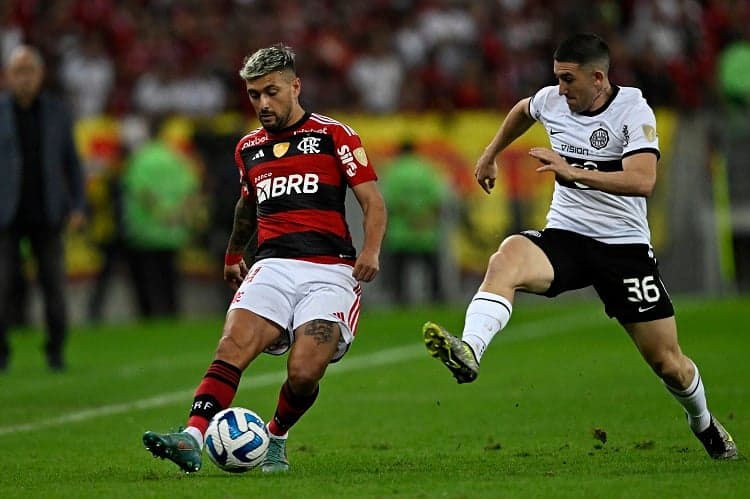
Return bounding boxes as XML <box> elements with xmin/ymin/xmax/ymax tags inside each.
<box><xmin>0</xmin><ymin>296</ymin><xmax>748</xmax><ymax>498</ymax></box>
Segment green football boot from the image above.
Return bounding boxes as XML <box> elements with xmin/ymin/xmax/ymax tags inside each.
<box><xmin>143</xmin><ymin>430</ymin><xmax>202</xmax><ymax>473</ymax></box>
<box><xmin>261</xmin><ymin>435</ymin><xmax>289</xmax><ymax>473</ymax></box>
<box><xmin>423</xmin><ymin>321</ymin><xmax>479</xmax><ymax>384</ymax></box>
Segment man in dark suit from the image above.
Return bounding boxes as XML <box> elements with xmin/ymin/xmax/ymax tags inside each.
<box><xmin>0</xmin><ymin>45</ymin><xmax>86</xmax><ymax>372</ymax></box>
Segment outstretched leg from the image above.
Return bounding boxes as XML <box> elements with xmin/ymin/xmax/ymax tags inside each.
<box><xmin>625</xmin><ymin>318</ymin><xmax>737</xmax><ymax>460</ymax></box>
<box><xmin>423</xmin><ymin>235</ymin><xmax>554</xmax><ymax>382</ymax></box>
<box><xmin>143</xmin><ymin>309</ymin><xmax>283</xmax><ymax>473</ymax></box>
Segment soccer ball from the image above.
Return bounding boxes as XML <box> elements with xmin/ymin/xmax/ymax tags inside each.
<box><xmin>205</xmin><ymin>407</ymin><xmax>270</xmax><ymax>473</ymax></box>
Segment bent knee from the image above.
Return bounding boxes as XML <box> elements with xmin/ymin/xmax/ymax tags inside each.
<box><xmin>287</xmin><ymin>366</ymin><xmax>323</xmax><ymax>395</ymax></box>
<box><xmin>486</xmin><ymin>236</ymin><xmax>525</xmax><ymax>276</ymax></box>
<box><xmin>484</xmin><ymin>235</ymin><xmax>553</xmax><ymax>292</ymax></box>
<box><xmin>648</xmin><ymin>354</ymin><xmax>690</xmax><ymax>385</ymax></box>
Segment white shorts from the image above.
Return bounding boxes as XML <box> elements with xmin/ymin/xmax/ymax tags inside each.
<box><xmin>227</xmin><ymin>258</ymin><xmax>362</xmax><ymax>362</ymax></box>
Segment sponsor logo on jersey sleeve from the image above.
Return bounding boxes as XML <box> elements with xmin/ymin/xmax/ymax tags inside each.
<box><xmin>642</xmin><ymin>124</ymin><xmax>656</xmax><ymax>142</ymax></box>
<box><xmin>338</xmin><ymin>144</ymin><xmax>359</xmax><ymax>177</ymax></box>
<box><xmin>353</xmin><ymin>147</ymin><xmax>369</xmax><ymax>166</ymax></box>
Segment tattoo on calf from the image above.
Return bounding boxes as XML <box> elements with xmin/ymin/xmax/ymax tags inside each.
<box><xmin>304</xmin><ymin>320</ymin><xmax>335</xmax><ymax>345</ymax></box>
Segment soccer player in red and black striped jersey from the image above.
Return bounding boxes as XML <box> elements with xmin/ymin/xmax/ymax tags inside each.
<box><xmin>144</xmin><ymin>44</ymin><xmax>387</xmax><ymax>473</ymax></box>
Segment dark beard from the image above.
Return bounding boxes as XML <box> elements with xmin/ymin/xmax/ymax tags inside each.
<box><xmin>260</xmin><ymin>113</ymin><xmax>288</xmax><ymax>133</ymax></box>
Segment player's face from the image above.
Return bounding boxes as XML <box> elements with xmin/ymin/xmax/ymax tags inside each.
<box><xmin>245</xmin><ymin>70</ymin><xmax>302</xmax><ymax>132</ymax></box>
<box><xmin>553</xmin><ymin>61</ymin><xmax>600</xmax><ymax>113</ymax></box>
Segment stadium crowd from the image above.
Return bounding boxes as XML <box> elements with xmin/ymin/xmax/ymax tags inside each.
<box><xmin>1</xmin><ymin>0</ymin><xmax>748</xmax><ymax>118</ymax></box>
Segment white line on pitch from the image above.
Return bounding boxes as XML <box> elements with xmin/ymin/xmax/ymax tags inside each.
<box><xmin>0</xmin><ymin>311</ymin><xmax>593</xmax><ymax>436</ymax></box>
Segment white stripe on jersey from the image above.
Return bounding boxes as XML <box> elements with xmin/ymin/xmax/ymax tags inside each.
<box><xmin>529</xmin><ymin>85</ymin><xmax>660</xmax><ymax>244</ymax></box>
<box><xmin>311</xmin><ymin>113</ymin><xmax>356</xmax><ymax>136</ymax></box>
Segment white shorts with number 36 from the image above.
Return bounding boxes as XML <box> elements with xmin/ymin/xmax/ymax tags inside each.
<box><xmin>227</xmin><ymin>258</ymin><xmax>362</xmax><ymax>362</ymax></box>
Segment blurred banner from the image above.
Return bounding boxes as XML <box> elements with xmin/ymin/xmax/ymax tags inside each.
<box><xmin>67</xmin><ymin>109</ymin><xmax>677</xmax><ymax>279</ymax></box>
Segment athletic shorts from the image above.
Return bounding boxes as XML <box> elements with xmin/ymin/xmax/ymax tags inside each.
<box><xmin>520</xmin><ymin>228</ymin><xmax>674</xmax><ymax>324</ymax></box>
<box><xmin>227</xmin><ymin>258</ymin><xmax>362</xmax><ymax>362</ymax></box>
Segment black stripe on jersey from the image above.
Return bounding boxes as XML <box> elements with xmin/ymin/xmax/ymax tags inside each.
<box><xmin>256</xmin><ymin>231</ymin><xmax>356</xmax><ymax>261</ymax></box>
<box><xmin>561</xmin><ymin>155</ymin><xmax>623</xmax><ymax>172</ymax></box>
<box><xmin>622</xmin><ymin>147</ymin><xmax>660</xmax><ymax>161</ymax></box>
<box><xmin>256</xmin><ymin>183</ymin><xmax>345</xmax><ymax>217</ymax></box>
<box><xmin>556</xmin><ymin>155</ymin><xmax>622</xmax><ymax>189</ymax></box>
<box><xmin>239</xmin><ymin>132</ymin><xmax>335</xmax><ymax>171</ymax></box>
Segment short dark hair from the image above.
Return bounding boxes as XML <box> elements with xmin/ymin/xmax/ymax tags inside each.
<box><xmin>553</xmin><ymin>33</ymin><xmax>610</xmax><ymax>71</ymax></box>
<box><xmin>239</xmin><ymin>43</ymin><xmax>296</xmax><ymax>80</ymax></box>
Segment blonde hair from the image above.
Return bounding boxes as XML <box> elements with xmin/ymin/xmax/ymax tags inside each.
<box><xmin>239</xmin><ymin>43</ymin><xmax>295</xmax><ymax>81</ymax></box>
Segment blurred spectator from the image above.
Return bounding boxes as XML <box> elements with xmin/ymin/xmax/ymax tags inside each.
<box><xmin>120</xmin><ymin>116</ymin><xmax>199</xmax><ymax>318</ymax></box>
<box><xmin>132</xmin><ymin>54</ymin><xmax>226</xmax><ymax>117</ymax></box>
<box><xmin>192</xmin><ymin>122</ymin><xmax>246</xmax><ymax>309</ymax></box>
<box><xmin>418</xmin><ymin>0</ymin><xmax>479</xmax><ymax>78</ymax></box>
<box><xmin>716</xmin><ymin>28</ymin><xmax>750</xmax><ymax>292</ymax></box>
<box><xmin>0</xmin><ymin>0</ymin><xmax>744</xmax><ymax>115</ymax></box>
<box><xmin>7</xmin><ymin>241</ymin><xmax>30</xmax><ymax>327</ymax></box>
<box><xmin>85</xmin><ymin>148</ymin><xmax>125</xmax><ymax>323</ymax></box>
<box><xmin>347</xmin><ymin>30</ymin><xmax>404</xmax><ymax>114</ymax></box>
<box><xmin>59</xmin><ymin>31</ymin><xmax>115</xmax><ymax>118</ymax></box>
<box><xmin>380</xmin><ymin>140</ymin><xmax>451</xmax><ymax>304</ymax></box>
<box><xmin>0</xmin><ymin>2</ymin><xmax>22</xmax><ymax>64</ymax></box>
<box><xmin>717</xmin><ymin>35</ymin><xmax>750</xmax><ymax>109</ymax></box>
<box><xmin>0</xmin><ymin>45</ymin><xmax>86</xmax><ymax>372</ymax></box>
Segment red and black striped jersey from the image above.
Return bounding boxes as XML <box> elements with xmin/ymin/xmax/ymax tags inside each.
<box><xmin>234</xmin><ymin>112</ymin><xmax>377</xmax><ymax>265</ymax></box>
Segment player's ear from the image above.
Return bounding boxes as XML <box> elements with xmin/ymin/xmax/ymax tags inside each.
<box><xmin>593</xmin><ymin>68</ymin><xmax>606</xmax><ymax>85</ymax></box>
<box><xmin>292</xmin><ymin>76</ymin><xmax>301</xmax><ymax>97</ymax></box>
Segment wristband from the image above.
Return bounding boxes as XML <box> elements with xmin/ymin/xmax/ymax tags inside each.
<box><xmin>224</xmin><ymin>253</ymin><xmax>244</xmax><ymax>266</ymax></box>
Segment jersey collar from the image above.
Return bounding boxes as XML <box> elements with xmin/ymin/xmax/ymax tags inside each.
<box><xmin>266</xmin><ymin>111</ymin><xmax>311</xmax><ymax>137</ymax></box>
<box><xmin>579</xmin><ymin>85</ymin><xmax>620</xmax><ymax>117</ymax></box>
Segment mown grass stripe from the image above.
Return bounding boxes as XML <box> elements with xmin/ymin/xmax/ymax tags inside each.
<box><xmin>0</xmin><ymin>310</ymin><xmax>591</xmax><ymax>436</ymax></box>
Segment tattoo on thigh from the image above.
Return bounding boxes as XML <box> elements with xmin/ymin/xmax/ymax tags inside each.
<box><xmin>303</xmin><ymin>320</ymin><xmax>335</xmax><ymax>345</ymax></box>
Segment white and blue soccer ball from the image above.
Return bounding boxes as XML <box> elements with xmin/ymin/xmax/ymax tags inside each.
<box><xmin>205</xmin><ymin>407</ymin><xmax>270</xmax><ymax>473</ymax></box>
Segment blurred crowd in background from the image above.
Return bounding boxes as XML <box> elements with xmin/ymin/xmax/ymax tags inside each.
<box><xmin>2</xmin><ymin>0</ymin><xmax>749</xmax><ymax>118</ymax></box>
<box><xmin>1</xmin><ymin>0</ymin><xmax>749</xmax><ymax>324</ymax></box>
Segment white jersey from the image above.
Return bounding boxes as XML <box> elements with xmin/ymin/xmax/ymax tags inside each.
<box><xmin>528</xmin><ymin>85</ymin><xmax>660</xmax><ymax>244</ymax></box>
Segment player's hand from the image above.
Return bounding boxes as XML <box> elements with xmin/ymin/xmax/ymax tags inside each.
<box><xmin>352</xmin><ymin>251</ymin><xmax>379</xmax><ymax>282</ymax></box>
<box><xmin>529</xmin><ymin>147</ymin><xmax>575</xmax><ymax>180</ymax></box>
<box><xmin>224</xmin><ymin>260</ymin><xmax>248</xmax><ymax>290</ymax></box>
<box><xmin>473</xmin><ymin>155</ymin><xmax>498</xmax><ymax>194</ymax></box>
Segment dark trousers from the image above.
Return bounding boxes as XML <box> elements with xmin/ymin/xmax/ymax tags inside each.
<box><xmin>388</xmin><ymin>250</ymin><xmax>443</xmax><ymax>304</ymax></box>
<box><xmin>87</xmin><ymin>240</ymin><xmax>125</xmax><ymax>321</ymax></box>
<box><xmin>126</xmin><ymin>247</ymin><xmax>179</xmax><ymax>318</ymax></box>
<box><xmin>0</xmin><ymin>227</ymin><xmax>68</xmax><ymax>362</ymax></box>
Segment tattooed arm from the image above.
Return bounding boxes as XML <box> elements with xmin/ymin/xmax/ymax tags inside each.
<box><xmin>224</xmin><ymin>195</ymin><xmax>258</xmax><ymax>290</ymax></box>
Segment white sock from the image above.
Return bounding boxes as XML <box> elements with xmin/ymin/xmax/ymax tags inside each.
<box><xmin>461</xmin><ymin>291</ymin><xmax>512</xmax><ymax>362</ymax></box>
<box><xmin>184</xmin><ymin>426</ymin><xmax>204</xmax><ymax>450</ymax></box>
<box><xmin>664</xmin><ymin>360</ymin><xmax>711</xmax><ymax>433</ymax></box>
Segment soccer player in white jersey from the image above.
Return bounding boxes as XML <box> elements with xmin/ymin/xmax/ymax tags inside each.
<box><xmin>423</xmin><ymin>33</ymin><xmax>737</xmax><ymax>460</ymax></box>
<box><xmin>143</xmin><ymin>44</ymin><xmax>387</xmax><ymax>473</ymax></box>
